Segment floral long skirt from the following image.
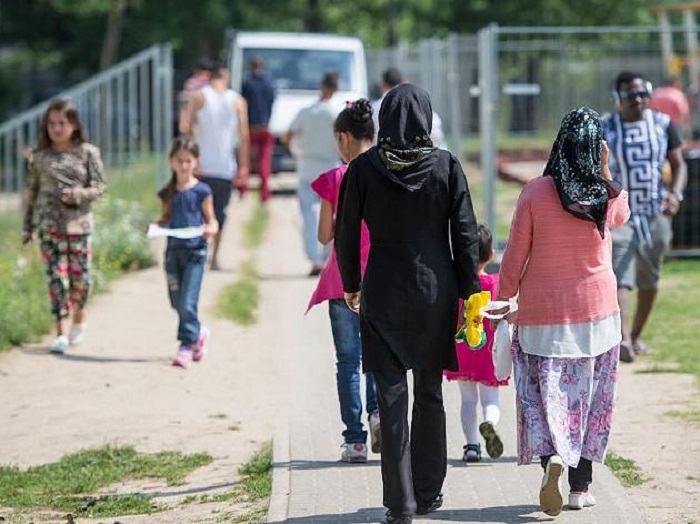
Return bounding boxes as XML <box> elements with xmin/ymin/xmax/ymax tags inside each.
<box><xmin>512</xmin><ymin>328</ymin><xmax>619</xmax><ymax>468</ymax></box>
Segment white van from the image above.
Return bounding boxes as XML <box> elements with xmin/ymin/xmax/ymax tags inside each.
<box><xmin>228</xmin><ymin>31</ymin><xmax>368</xmax><ymax>172</ymax></box>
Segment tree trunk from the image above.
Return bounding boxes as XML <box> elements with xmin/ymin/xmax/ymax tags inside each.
<box><xmin>304</xmin><ymin>0</ymin><xmax>322</xmax><ymax>32</ymax></box>
<box><xmin>100</xmin><ymin>0</ymin><xmax>127</xmax><ymax>70</ymax></box>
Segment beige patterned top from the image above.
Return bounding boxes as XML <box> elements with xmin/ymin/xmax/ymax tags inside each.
<box><xmin>23</xmin><ymin>143</ymin><xmax>107</xmax><ymax>235</ymax></box>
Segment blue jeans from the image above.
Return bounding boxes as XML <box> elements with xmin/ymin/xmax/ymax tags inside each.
<box><xmin>165</xmin><ymin>247</ymin><xmax>207</xmax><ymax>345</ymax></box>
<box><xmin>329</xmin><ymin>299</ymin><xmax>378</xmax><ymax>443</ymax></box>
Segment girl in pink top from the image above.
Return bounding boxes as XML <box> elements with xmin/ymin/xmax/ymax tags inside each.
<box><xmin>498</xmin><ymin>108</ymin><xmax>630</xmax><ymax>516</ymax></box>
<box><xmin>307</xmin><ymin>99</ymin><xmax>379</xmax><ymax>464</ymax></box>
<box><xmin>444</xmin><ymin>225</ymin><xmax>509</xmax><ymax>463</ymax></box>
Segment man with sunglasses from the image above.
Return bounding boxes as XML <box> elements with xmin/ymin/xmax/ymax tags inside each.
<box><xmin>602</xmin><ymin>71</ymin><xmax>687</xmax><ymax>363</ymax></box>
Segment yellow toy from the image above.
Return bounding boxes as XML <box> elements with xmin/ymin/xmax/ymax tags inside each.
<box><xmin>455</xmin><ymin>291</ymin><xmax>491</xmax><ymax>350</ymax></box>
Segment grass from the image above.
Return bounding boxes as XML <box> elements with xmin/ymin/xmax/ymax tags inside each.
<box><xmin>215</xmin><ymin>260</ymin><xmax>260</xmax><ymax>325</ymax></box>
<box><xmin>181</xmin><ymin>443</ymin><xmax>272</xmax><ymax>524</ymax></box>
<box><xmin>605</xmin><ymin>451</ymin><xmax>648</xmax><ymax>487</ymax></box>
<box><xmin>243</xmin><ymin>201</ymin><xmax>270</xmax><ymax>250</ymax></box>
<box><xmin>0</xmin><ymin>445</ymin><xmax>212</xmax><ymax>518</ymax></box>
<box><xmin>215</xmin><ymin>199</ymin><xmax>270</xmax><ymax>325</ymax></box>
<box><xmin>667</xmin><ymin>409</ymin><xmax>700</xmax><ymax>425</ymax></box>
<box><xmin>638</xmin><ymin>259</ymin><xmax>700</xmax><ymax>380</ymax></box>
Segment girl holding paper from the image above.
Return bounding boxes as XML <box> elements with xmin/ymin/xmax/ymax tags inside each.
<box><xmin>158</xmin><ymin>136</ymin><xmax>218</xmax><ymax>367</ymax></box>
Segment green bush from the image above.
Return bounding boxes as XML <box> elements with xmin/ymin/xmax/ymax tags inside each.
<box><xmin>92</xmin><ymin>197</ymin><xmax>157</xmax><ymax>289</ymax></box>
<box><xmin>0</xmin><ymin>251</ymin><xmax>54</xmax><ymax>349</ymax></box>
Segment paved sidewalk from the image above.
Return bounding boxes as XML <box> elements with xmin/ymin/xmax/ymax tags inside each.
<box><xmin>262</xmin><ymin>199</ymin><xmax>645</xmax><ymax>524</ymax></box>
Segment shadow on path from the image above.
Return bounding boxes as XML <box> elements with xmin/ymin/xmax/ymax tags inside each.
<box><xmin>17</xmin><ymin>347</ymin><xmax>164</xmax><ymax>364</ymax></box>
<box><xmin>271</xmin><ymin>504</ymin><xmax>545</xmax><ymax>524</ymax></box>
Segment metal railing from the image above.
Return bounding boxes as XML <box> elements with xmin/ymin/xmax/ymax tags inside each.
<box><xmin>0</xmin><ymin>44</ymin><xmax>173</xmax><ymax>213</ymax></box>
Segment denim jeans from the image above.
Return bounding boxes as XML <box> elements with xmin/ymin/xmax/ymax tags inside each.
<box><xmin>165</xmin><ymin>247</ymin><xmax>207</xmax><ymax>345</ymax></box>
<box><xmin>329</xmin><ymin>299</ymin><xmax>378</xmax><ymax>443</ymax></box>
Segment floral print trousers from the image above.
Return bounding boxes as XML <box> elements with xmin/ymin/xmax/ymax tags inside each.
<box><xmin>39</xmin><ymin>232</ymin><xmax>92</xmax><ymax>320</ymax></box>
<box><xmin>512</xmin><ymin>329</ymin><xmax>620</xmax><ymax>468</ymax></box>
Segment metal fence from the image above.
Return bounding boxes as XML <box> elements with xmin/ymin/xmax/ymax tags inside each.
<box><xmin>0</xmin><ymin>44</ymin><xmax>173</xmax><ymax>213</ymax></box>
<box><xmin>367</xmin><ymin>25</ymin><xmax>700</xmax><ymax>254</ymax></box>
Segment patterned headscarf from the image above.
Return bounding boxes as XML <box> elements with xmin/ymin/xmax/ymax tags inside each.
<box><xmin>544</xmin><ymin>107</ymin><xmax>620</xmax><ymax>237</ymax></box>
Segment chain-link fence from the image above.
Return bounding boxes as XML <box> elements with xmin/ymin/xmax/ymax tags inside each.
<box><xmin>367</xmin><ymin>25</ymin><xmax>700</xmax><ymax>254</ymax></box>
<box><xmin>0</xmin><ymin>44</ymin><xmax>173</xmax><ymax>214</ymax></box>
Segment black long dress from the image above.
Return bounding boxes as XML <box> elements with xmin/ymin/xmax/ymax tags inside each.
<box><xmin>335</xmin><ymin>147</ymin><xmax>480</xmax><ymax>373</ymax></box>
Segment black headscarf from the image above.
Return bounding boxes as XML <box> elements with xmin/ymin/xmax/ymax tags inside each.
<box><xmin>544</xmin><ymin>107</ymin><xmax>621</xmax><ymax>238</ymax></box>
<box><xmin>367</xmin><ymin>83</ymin><xmax>438</xmax><ymax>191</ymax></box>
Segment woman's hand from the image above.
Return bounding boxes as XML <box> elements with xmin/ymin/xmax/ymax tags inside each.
<box><xmin>344</xmin><ymin>291</ymin><xmax>361</xmax><ymax>313</ymax></box>
<box><xmin>202</xmin><ymin>222</ymin><xmax>219</xmax><ymax>240</ymax></box>
<box><xmin>601</xmin><ymin>140</ymin><xmax>612</xmax><ymax>181</ymax></box>
<box><xmin>60</xmin><ymin>188</ymin><xmax>74</xmax><ymax>204</ymax></box>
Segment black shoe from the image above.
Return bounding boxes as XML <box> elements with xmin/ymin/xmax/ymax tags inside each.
<box><xmin>416</xmin><ymin>493</ymin><xmax>443</xmax><ymax>515</ymax></box>
<box><xmin>479</xmin><ymin>421</ymin><xmax>504</xmax><ymax>458</ymax></box>
<box><xmin>462</xmin><ymin>443</ymin><xmax>482</xmax><ymax>463</ymax></box>
<box><xmin>385</xmin><ymin>510</ymin><xmax>412</xmax><ymax>524</ymax></box>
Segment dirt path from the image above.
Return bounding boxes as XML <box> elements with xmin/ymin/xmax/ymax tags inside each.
<box><xmin>0</xmin><ymin>192</ymin><xmax>699</xmax><ymax>523</ymax></box>
<box><xmin>0</xmin><ymin>194</ymin><xmax>292</xmax><ymax>523</ymax></box>
<box><xmin>613</xmin><ymin>364</ymin><xmax>700</xmax><ymax>523</ymax></box>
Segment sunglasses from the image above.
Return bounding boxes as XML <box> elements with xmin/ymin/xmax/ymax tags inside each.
<box><xmin>619</xmin><ymin>90</ymin><xmax>651</xmax><ymax>101</ymax></box>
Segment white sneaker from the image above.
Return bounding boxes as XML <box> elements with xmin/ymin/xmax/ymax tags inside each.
<box><xmin>540</xmin><ymin>455</ymin><xmax>564</xmax><ymax>516</ymax></box>
<box><xmin>49</xmin><ymin>336</ymin><xmax>69</xmax><ymax>354</ymax></box>
<box><xmin>341</xmin><ymin>443</ymin><xmax>367</xmax><ymax>463</ymax></box>
<box><xmin>69</xmin><ymin>323</ymin><xmax>87</xmax><ymax>346</ymax></box>
<box><xmin>569</xmin><ymin>491</ymin><xmax>596</xmax><ymax>510</ymax></box>
<box><xmin>369</xmin><ymin>411</ymin><xmax>381</xmax><ymax>454</ymax></box>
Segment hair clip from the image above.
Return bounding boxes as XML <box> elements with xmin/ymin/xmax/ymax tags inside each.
<box><xmin>345</xmin><ymin>100</ymin><xmax>354</xmax><ymax>109</ymax></box>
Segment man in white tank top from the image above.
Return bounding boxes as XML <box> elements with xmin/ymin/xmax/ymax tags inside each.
<box><xmin>182</xmin><ymin>62</ymin><xmax>250</xmax><ymax>270</ymax></box>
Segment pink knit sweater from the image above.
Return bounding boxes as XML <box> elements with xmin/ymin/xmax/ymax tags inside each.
<box><xmin>499</xmin><ymin>177</ymin><xmax>630</xmax><ymax>326</ymax></box>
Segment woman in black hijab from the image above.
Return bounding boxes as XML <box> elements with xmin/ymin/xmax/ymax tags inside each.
<box><xmin>335</xmin><ymin>83</ymin><xmax>480</xmax><ymax>524</ymax></box>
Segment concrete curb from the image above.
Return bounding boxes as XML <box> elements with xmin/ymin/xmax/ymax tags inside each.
<box><xmin>266</xmin><ymin>429</ymin><xmax>291</xmax><ymax>523</ymax></box>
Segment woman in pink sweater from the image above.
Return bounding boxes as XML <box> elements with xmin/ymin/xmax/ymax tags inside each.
<box><xmin>498</xmin><ymin>108</ymin><xmax>630</xmax><ymax>517</ymax></box>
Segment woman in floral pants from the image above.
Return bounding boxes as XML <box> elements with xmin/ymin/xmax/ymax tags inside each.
<box><xmin>23</xmin><ymin>98</ymin><xmax>107</xmax><ymax>354</ymax></box>
<box><xmin>498</xmin><ymin>108</ymin><xmax>630</xmax><ymax>517</ymax></box>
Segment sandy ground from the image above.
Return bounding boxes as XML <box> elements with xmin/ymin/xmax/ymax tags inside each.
<box><xmin>613</xmin><ymin>364</ymin><xmax>700</xmax><ymax>523</ymax></box>
<box><xmin>0</xmin><ymin>186</ymin><xmax>699</xmax><ymax>523</ymax></box>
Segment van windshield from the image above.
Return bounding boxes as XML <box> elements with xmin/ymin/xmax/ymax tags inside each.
<box><xmin>242</xmin><ymin>48</ymin><xmax>355</xmax><ymax>91</ymax></box>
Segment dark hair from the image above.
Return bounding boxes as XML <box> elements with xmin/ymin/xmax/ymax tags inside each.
<box><xmin>159</xmin><ymin>136</ymin><xmax>200</xmax><ymax>220</ymax></box>
<box><xmin>477</xmin><ymin>224</ymin><xmax>493</xmax><ymax>264</ymax></box>
<box><xmin>616</xmin><ymin>71</ymin><xmax>645</xmax><ymax>92</ymax></box>
<box><xmin>334</xmin><ymin>99</ymin><xmax>374</xmax><ymax>141</ymax></box>
<box><xmin>321</xmin><ymin>71</ymin><xmax>339</xmax><ymax>91</ymax></box>
<box><xmin>37</xmin><ymin>98</ymin><xmax>87</xmax><ymax>151</ymax></box>
<box><xmin>209</xmin><ymin>60</ymin><xmax>227</xmax><ymax>80</ymax></box>
<box><xmin>382</xmin><ymin>67</ymin><xmax>404</xmax><ymax>88</ymax></box>
<box><xmin>250</xmin><ymin>56</ymin><xmax>264</xmax><ymax>69</ymax></box>
<box><xmin>195</xmin><ymin>56</ymin><xmax>215</xmax><ymax>72</ymax></box>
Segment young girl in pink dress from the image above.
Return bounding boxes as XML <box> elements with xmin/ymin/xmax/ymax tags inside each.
<box><xmin>306</xmin><ymin>99</ymin><xmax>379</xmax><ymax>464</ymax></box>
<box><xmin>445</xmin><ymin>224</ymin><xmax>509</xmax><ymax>462</ymax></box>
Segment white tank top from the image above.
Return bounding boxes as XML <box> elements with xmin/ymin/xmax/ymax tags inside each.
<box><xmin>196</xmin><ymin>85</ymin><xmax>239</xmax><ymax>179</ymax></box>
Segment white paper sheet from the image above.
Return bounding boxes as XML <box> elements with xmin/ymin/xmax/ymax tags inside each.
<box><xmin>147</xmin><ymin>223</ymin><xmax>204</xmax><ymax>239</ymax></box>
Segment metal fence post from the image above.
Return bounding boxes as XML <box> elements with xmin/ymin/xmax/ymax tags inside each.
<box><xmin>479</xmin><ymin>24</ymin><xmax>499</xmax><ymax>237</ymax></box>
<box><xmin>447</xmin><ymin>33</ymin><xmax>463</xmax><ymax>159</ymax></box>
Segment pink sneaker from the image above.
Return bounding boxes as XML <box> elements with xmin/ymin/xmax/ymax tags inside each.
<box><xmin>172</xmin><ymin>345</ymin><xmax>193</xmax><ymax>368</ymax></box>
<box><xmin>193</xmin><ymin>327</ymin><xmax>210</xmax><ymax>362</ymax></box>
